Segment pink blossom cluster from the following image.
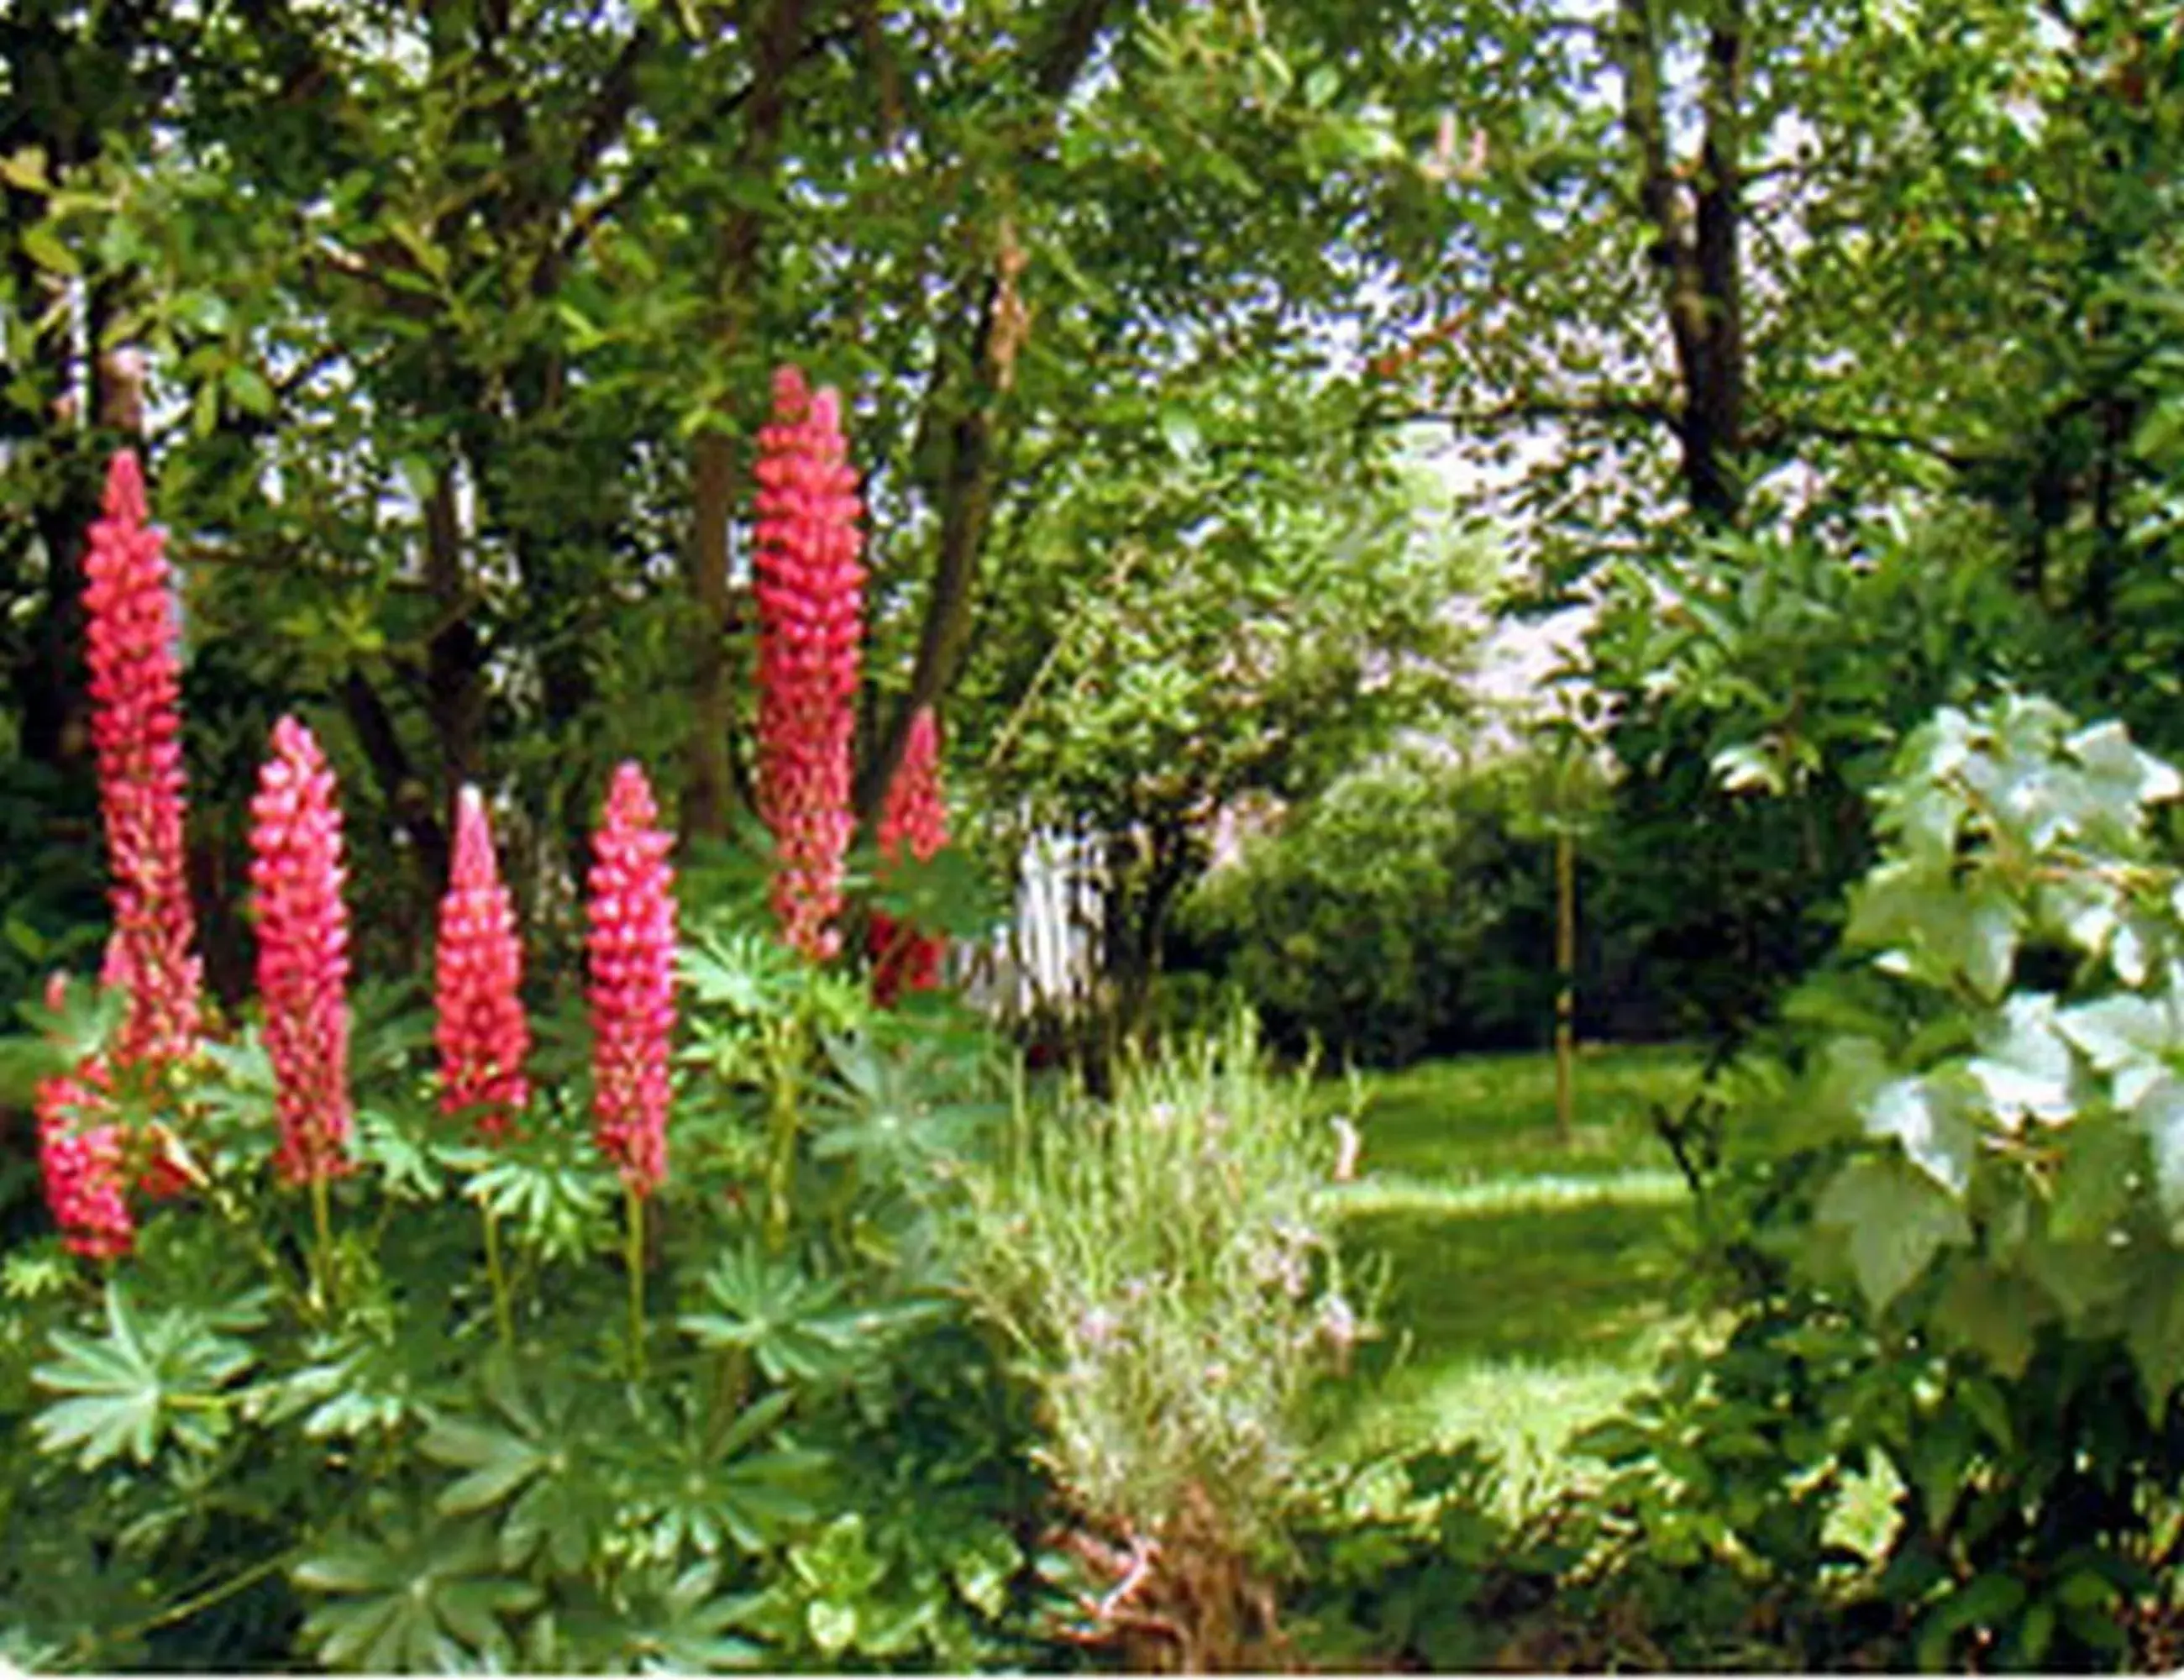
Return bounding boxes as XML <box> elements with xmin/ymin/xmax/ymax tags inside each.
<box><xmin>752</xmin><ymin>366</ymin><xmax>864</xmax><ymax>960</ymax></box>
<box><xmin>36</xmin><ymin>453</ymin><xmax>207</xmax><ymax>1258</ymax></box>
<box><xmin>35</xmin><ymin>447</ymin><xmax>697</xmax><ymax>1256</ymax></box>
<box><xmin>434</xmin><ymin>787</ymin><xmax>531</xmax><ymax>1139</ymax></box>
<box><xmin>586</xmin><ymin>763</ymin><xmax>677</xmax><ymax>1198</ymax></box>
<box><xmin>869</xmin><ymin>707</ymin><xmax>950</xmax><ymax>1005</ymax></box>
<box><xmin>81</xmin><ymin>451</ymin><xmax>202</xmax><ymax>1069</ymax></box>
<box><xmin>34</xmin><ymin>1053</ymin><xmax>131</xmax><ymax>1261</ymax></box>
<box><xmin>248</xmin><ymin>717</ymin><xmax>354</xmax><ymax>1185</ymax></box>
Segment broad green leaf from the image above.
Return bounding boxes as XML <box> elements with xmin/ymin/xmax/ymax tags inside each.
<box><xmin>1814</xmin><ymin>1157</ymin><xmax>1972</xmax><ymax>1311</ymax></box>
<box><xmin>21</xmin><ymin>223</ymin><xmax>77</xmax><ymax>276</ymax></box>
<box><xmin>2048</xmin><ymin>1118</ymin><xmax>2145</xmax><ymax>1243</ymax></box>
<box><xmin>1967</xmin><ymin>994</ymin><xmax>2076</xmax><ymax>1128</ymax></box>
<box><xmin>1863</xmin><ymin>1069</ymin><xmax>1977</xmax><ymax>1197</ymax></box>
<box><xmin>2058</xmin><ymin>991</ymin><xmax>2181</xmax><ymax>1108</ymax></box>
<box><xmin>2132</xmin><ymin>1076</ymin><xmax>2184</xmax><ymax>1238</ymax></box>
<box><xmin>1932</xmin><ymin>1263</ymin><xmax>2045</xmax><ymax>1378</ymax></box>
<box><xmin>2126</xmin><ymin>1252</ymin><xmax>2184</xmax><ymax>1406</ymax></box>
<box><xmin>806</xmin><ymin>1600</ymin><xmax>858</xmax><ymax>1656</ymax></box>
<box><xmin>1158</xmin><ymin>406</ymin><xmax>1202</xmax><ymax>462</ymax></box>
<box><xmin>2022</xmin><ymin>1236</ymin><xmax>2135</xmax><ymax>1325</ymax></box>
<box><xmin>32</xmin><ymin>1286</ymin><xmax>255</xmax><ymax>1468</ymax></box>
<box><xmin>2068</xmin><ymin>720</ymin><xmax>2181</xmax><ymax>815</ymax></box>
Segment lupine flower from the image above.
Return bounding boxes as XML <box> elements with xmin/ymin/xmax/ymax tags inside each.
<box><xmin>248</xmin><ymin>717</ymin><xmax>354</xmax><ymax>1185</ymax></box>
<box><xmin>869</xmin><ymin>706</ymin><xmax>949</xmax><ymax>1005</ymax></box>
<box><xmin>434</xmin><ymin>786</ymin><xmax>530</xmax><ymax>1139</ymax></box>
<box><xmin>35</xmin><ymin>1066</ymin><xmax>133</xmax><ymax>1261</ymax></box>
<box><xmin>752</xmin><ymin>365</ymin><xmax>864</xmax><ymax>960</ymax></box>
<box><xmin>586</xmin><ymin>762</ymin><xmax>675</xmax><ymax>1197</ymax></box>
<box><xmin>34</xmin><ymin>976</ymin><xmax>129</xmax><ymax>1262</ymax></box>
<box><xmin>82</xmin><ymin>450</ymin><xmax>202</xmax><ymax>1071</ymax></box>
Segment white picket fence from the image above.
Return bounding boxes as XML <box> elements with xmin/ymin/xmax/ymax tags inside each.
<box><xmin>958</xmin><ymin>827</ymin><xmax>1108</xmax><ymax>1026</ymax></box>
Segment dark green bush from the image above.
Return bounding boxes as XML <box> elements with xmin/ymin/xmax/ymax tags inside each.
<box><xmin>1170</xmin><ymin>746</ymin><xmax>1632</xmax><ymax>1067</ymax></box>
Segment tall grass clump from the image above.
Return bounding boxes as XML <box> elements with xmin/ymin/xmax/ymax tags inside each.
<box><xmin>954</xmin><ymin>1013</ymin><xmax>1369</xmax><ymax>1670</ymax></box>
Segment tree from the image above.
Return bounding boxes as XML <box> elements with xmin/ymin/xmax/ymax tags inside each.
<box><xmin>963</xmin><ymin>368</ymin><xmax>1483</xmax><ymax>1041</ymax></box>
<box><xmin>0</xmin><ymin>0</ymin><xmax>1410</xmax><ymax>989</ymax></box>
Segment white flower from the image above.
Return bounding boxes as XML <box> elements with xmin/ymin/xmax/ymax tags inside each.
<box><xmin>1330</xmin><ymin>1116</ymin><xmax>1362</xmax><ymax>1182</ymax></box>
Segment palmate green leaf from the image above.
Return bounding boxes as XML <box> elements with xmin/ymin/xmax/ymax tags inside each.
<box><xmin>1814</xmin><ymin>1157</ymin><xmax>1972</xmax><ymax>1312</ymax></box>
<box><xmin>681</xmin><ymin>1245</ymin><xmax>868</xmax><ymax>1385</ymax></box>
<box><xmin>193</xmin><ymin>1030</ymin><xmax>281</xmax><ymax>1159</ymax></box>
<box><xmin>420</xmin><ymin>1364</ymin><xmax>608</xmax><ymax>1574</ymax></box>
<box><xmin>31</xmin><ymin>1284</ymin><xmax>255</xmax><ymax>1468</ymax></box>
<box><xmin>678</xmin><ymin>923</ymin><xmax>800</xmax><ymax>1018</ymax></box>
<box><xmin>620</xmin><ymin>1561</ymin><xmax>770</xmax><ymax>1674</ymax></box>
<box><xmin>3</xmin><ymin>1239</ymin><xmax>74</xmax><ymax>1301</ymax></box>
<box><xmin>277</xmin><ymin>1319</ymin><xmax>459</xmax><ymax>1441</ymax></box>
<box><xmin>353</xmin><ymin>1105</ymin><xmax>444</xmax><ymax>1200</ymax></box>
<box><xmin>462</xmin><ymin>1125</ymin><xmax>614</xmax><ymax>1262</ymax></box>
<box><xmin>294</xmin><ymin>1505</ymin><xmax>542</xmax><ymax>1673</ymax></box>
<box><xmin>627</xmin><ymin>1390</ymin><xmax>824</xmax><ymax>1561</ymax></box>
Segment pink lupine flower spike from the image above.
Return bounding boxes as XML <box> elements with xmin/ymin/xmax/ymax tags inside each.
<box><xmin>83</xmin><ymin>449</ymin><xmax>202</xmax><ymax>1072</ymax></box>
<box><xmin>870</xmin><ymin>706</ymin><xmax>950</xmax><ymax>1005</ymax></box>
<box><xmin>585</xmin><ymin>762</ymin><xmax>676</xmax><ymax>1199</ymax></box>
<box><xmin>752</xmin><ymin>366</ymin><xmax>865</xmax><ymax>961</ymax></box>
<box><xmin>248</xmin><ymin>717</ymin><xmax>354</xmax><ymax>1189</ymax></box>
<box><xmin>434</xmin><ymin>786</ymin><xmax>530</xmax><ymax>1140</ymax></box>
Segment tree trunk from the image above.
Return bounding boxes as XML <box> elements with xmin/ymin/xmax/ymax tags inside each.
<box><xmin>682</xmin><ymin>0</ymin><xmax>812</xmax><ymax>846</ymax></box>
<box><xmin>1616</xmin><ymin>0</ymin><xmax>1747</xmax><ymax>524</ymax></box>
<box><xmin>853</xmin><ymin>0</ymin><xmax>1121</xmax><ymax>825</ymax></box>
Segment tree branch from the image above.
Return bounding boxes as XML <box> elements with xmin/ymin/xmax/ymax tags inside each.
<box><xmin>683</xmin><ymin>0</ymin><xmax>821</xmax><ymax>842</ymax></box>
<box><xmin>1400</xmin><ymin>396</ymin><xmax>1678</xmax><ymax>433</ymax></box>
<box><xmin>1751</xmin><ymin>416</ymin><xmax>1989</xmax><ymax>472</ymax></box>
<box><xmin>855</xmin><ymin>0</ymin><xmax>1127</xmax><ymax>824</ymax></box>
<box><xmin>339</xmin><ymin>669</ymin><xmax>448</xmax><ymax>885</ymax></box>
<box><xmin>555</xmin><ymin>24</ymin><xmax>858</xmax><ymax>265</ymax></box>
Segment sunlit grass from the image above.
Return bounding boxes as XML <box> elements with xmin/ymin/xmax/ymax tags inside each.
<box><xmin>1321</xmin><ymin>1167</ymin><xmax>1688</xmax><ymax>1219</ymax></box>
<box><xmin>1320</xmin><ymin>1044</ymin><xmax>1710</xmax><ymax>1499</ymax></box>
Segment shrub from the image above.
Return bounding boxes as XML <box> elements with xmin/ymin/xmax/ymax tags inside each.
<box><xmin>950</xmin><ymin>1013</ymin><xmax>1369</xmax><ymax>1669</ymax></box>
<box><xmin>1173</xmin><ymin>745</ymin><xmax>1624</xmax><ymax>1067</ymax></box>
<box><xmin>0</xmin><ymin>429</ymin><xmax>1053</xmax><ymax>1673</ymax></box>
<box><xmin>1568</xmin><ymin>693</ymin><xmax>2184</xmax><ymax>1672</ymax></box>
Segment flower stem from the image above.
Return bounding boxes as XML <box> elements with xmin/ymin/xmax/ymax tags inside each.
<box><xmin>308</xmin><ymin>1173</ymin><xmax>335</xmax><ymax>1311</ymax></box>
<box><xmin>483</xmin><ymin>1204</ymin><xmax>514</xmax><ymax>1352</ymax></box>
<box><xmin>764</xmin><ymin>1019</ymin><xmax>803</xmax><ymax>1252</ymax></box>
<box><xmin>625</xmin><ymin>1183</ymin><xmax>647</xmax><ymax>1382</ymax></box>
<box><xmin>100</xmin><ymin>1546</ymin><xmax>299</xmax><ymax>1652</ymax></box>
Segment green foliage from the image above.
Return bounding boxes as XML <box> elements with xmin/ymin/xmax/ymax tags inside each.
<box><xmin>950</xmin><ymin>1013</ymin><xmax>1370</xmax><ymax>1663</ymax></box>
<box><xmin>1583</xmin><ymin>521</ymin><xmax>2059</xmax><ymax>1037</ymax></box>
<box><xmin>1557</xmin><ymin>692</ymin><xmax>2184</xmax><ymax>1672</ymax></box>
<box><xmin>1176</xmin><ymin>743</ymin><xmax>1616</xmax><ymax>1063</ymax></box>
<box><xmin>0</xmin><ymin>897</ymin><xmax>1055</xmax><ymax>1674</ymax></box>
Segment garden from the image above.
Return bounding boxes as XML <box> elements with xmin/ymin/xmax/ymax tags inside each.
<box><xmin>3</xmin><ymin>0</ymin><xmax>2184</xmax><ymax>1672</ymax></box>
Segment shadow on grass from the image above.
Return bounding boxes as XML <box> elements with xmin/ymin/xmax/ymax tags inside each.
<box><xmin>1348</xmin><ymin>1193</ymin><xmax>1689</xmax><ymax>1372</ymax></box>
<box><xmin>1315</xmin><ymin>1046</ymin><xmax>1714</xmax><ymax>1487</ymax></box>
<box><xmin>1326</xmin><ymin>1042</ymin><xmax>1705</xmax><ymax>1183</ymax></box>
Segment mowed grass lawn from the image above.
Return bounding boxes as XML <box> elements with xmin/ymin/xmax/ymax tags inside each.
<box><xmin>1315</xmin><ymin>1043</ymin><xmax>1710</xmax><ymax>1499</ymax></box>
